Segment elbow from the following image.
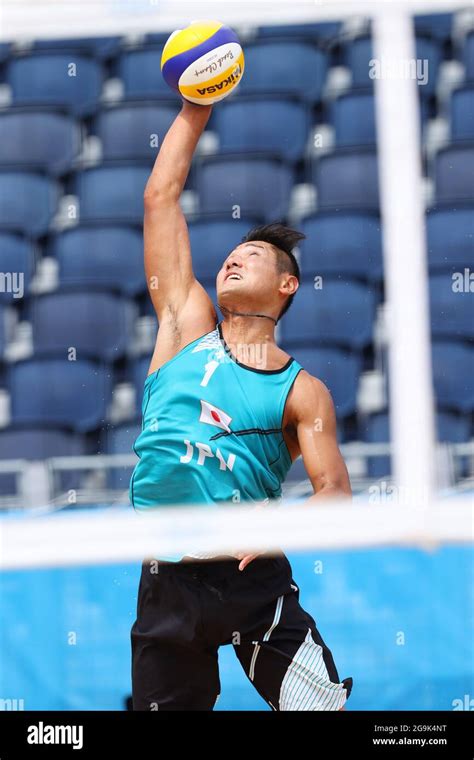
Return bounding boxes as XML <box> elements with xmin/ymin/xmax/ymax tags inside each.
<box><xmin>143</xmin><ymin>182</ymin><xmax>180</xmax><ymax>207</ymax></box>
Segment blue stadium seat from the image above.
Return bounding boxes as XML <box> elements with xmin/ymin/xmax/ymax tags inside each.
<box><xmin>432</xmin><ymin>341</ymin><xmax>474</xmax><ymax>412</ymax></box>
<box><xmin>131</xmin><ymin>356</ymin><xmax>152</xmax><ymax>408</ymax></box>
<box><xmin>7</xmin><ymin>53</ymin><xmax>104</xmax><ymax>115</ymax></box>
<box><xmin>0</xmin><ymin>43</ymin><xmax>11</xmax><ymax>64</ymax></box>
<box><xmin>299</xmin><ymin>211</ymin><xmax>383</xmax><ymax>282</ymax></box>
<box><xmin>344</xmin><ymin>34</ymin><xmax>441</xmax><ymax>97</ymax></box>
<box><xmin>279</xmin><ymin>279</ymin><xmax>376</xmax><ymax>350</ymax></box>
<box><xmin>49</xmin><ymin>224</ymin><xmax>145</xmax><ymax>296</ymax></box>
<box><xmin>117</xmin><ymin>47</ymin><xmax>170</xmax><ymax>99</ymax></box>
<box><xmin>9</xmin><ymin>358</ymin><xmax>112</xmax><ymax>431</ymax></box>
<box><xmin>430</xmin><ymin>273</ymin><xmax>474</xmax><ymax>340</ymax></box>
<box><xmin>435</xmin><ymin>145</ymin><xmax>474</xmax><ymax>203</ymax></box>
<box><xmin>333</xmin><ymin>90</ymin><xmax>376</xmax><ymax>147</ymax></box>
<box><xmin>0</xmin><ymin>303</ymin><xmax>7</xmax><ymax>358</ymax></box>
<box><xmin>0</xmin><ymin>171</ymin><xmax>59</xmax><ymax>236</ymax></box>
<box><xmin>188</xmin><ymin>216</ymin><xmax>261</xmax><ymax>283</ymax></box>
<box><xmin>237</xmin><ymin>41</ymin><xmax>328</xmax><ymax>102</ymax></box>
<box><xmin>33</xmin><ymin>36</ymin><xmax>122</xmax><ymax>60</ymax></box>
<box><xmin>289</xmin><ymin>346</ymin><xmax>361</xmax><ymax>418</ymax></box>
<box><xmin>73</xmin><ymin>165</ymin><xmax>149</xmax><ymax>223</ymax></box>
<box><xmin>0</xmin><ymin>232</ymin><xmax>35</xmax><ymax>302</ymax></box>
<box><xmin>426</xmin><ymin>206</ymin><xmax>474</xmax><ymax>272</ymax></box>
<box><xmin>257</xmin><ymin>22</ymin><xmax>342</xmax><ymax>42</ymax></box>
<box><xmin>361</xmin><ymin>409</ymin><xmax>470</xmax><ymax>479</ymax></box>
<box><xmin>0</xmin><ymin>110</ymin><xmax>80</xmax><ymax>175</ymax></box>
<box><xmin>144</xmin><ymin>33</ymin><xmax>175</xmax><ymax>45</ymax></box>
<box><xmin>333</xmin><ymin>90</ymin><xmax>428</xmax><ymax>146</ymax></box>
<box><xmin>197</xmin><ymin>155</ymin><xmax>294</xmax><ymax>222</ymax></box>
<box><xmin>31</xmin><ymin>291</ymin><xmax>136</xmax><ymax>361</ymax></box>
<box><xmin>414</xmin><ymin>13</ymin><xmax>453</xmax><ymax>43</ymax></box>
<box><xmin>313</xmin><ymin>150</ymin><xmax>379</xmax><ymax>210</ymax></box>
<box><xmin>94</xmin><ymin>103</ymin><xmax>180</xmax><ymax>161</ymax></box>
<box><xmin>103</xmin><ymin>421</ymin><xmax>141</xmax><ymax>490</ymax></box>
<box><xmin>464</xmin><ymin>31</ymin><xmax>474</xmax><ymax>81</ymax></box>
<box><xmin>213</xmin><ymin>96</ymin><xmax>311</xmax><ymax>162</ymax></box>
<box><xmin>0</xmin><ymin>427</ymin><xmax>88</xmax><ymax>496</ymax></box>
<box><xmin>451</xmin><ymin>87</ymin><xmax>474</xmax><ymax>141</ymax></box>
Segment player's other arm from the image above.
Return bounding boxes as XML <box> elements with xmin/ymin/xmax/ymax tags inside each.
<box><xmin>144</xmin><ymin>100</ymin><xmax>215</xmax><ymax>332</ymax></box>
<box><xmin>294</xmin><ymin>372</ymin><xmax>352</xmax><ymax>502</ymax></box>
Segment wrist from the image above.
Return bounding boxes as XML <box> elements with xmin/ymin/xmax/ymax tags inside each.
<box><xmin>181</xmin><ymin>99</ymin><xmax>213</xmax><ymax>116</ymax></box>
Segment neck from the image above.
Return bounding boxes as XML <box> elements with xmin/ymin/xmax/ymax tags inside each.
<box><xmin>219</xmin><ymin>307</ymin><xmax>277</xmax><ymax>347</ymax></box>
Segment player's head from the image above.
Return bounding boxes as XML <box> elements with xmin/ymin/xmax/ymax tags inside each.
<box><xmin>216</xmin><ymin>222</ymin><xmax>305</xmax><ymax>323</ymax></box>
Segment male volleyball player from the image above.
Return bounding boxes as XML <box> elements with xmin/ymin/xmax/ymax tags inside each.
<box><xmin>130</xmin><ymin>100</ymin><xmax>353</xmax><ymax>711</ymax></box>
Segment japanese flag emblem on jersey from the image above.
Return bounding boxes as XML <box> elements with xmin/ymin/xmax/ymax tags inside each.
<box><xmin>199</xmin><ymin>400</ymin><xmax>232</xmax><ymax>433</ymax></box>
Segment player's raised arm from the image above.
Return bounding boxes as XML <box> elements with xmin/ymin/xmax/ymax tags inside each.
<box><xmin>143</xmin><ymin>100</ymin><xmax>213</xmax><ymax>321</ymax></box>
<box><xmin>294</xmin><ymin>373</ymin><xmax>352</xmax><ymax>502</ymax></box>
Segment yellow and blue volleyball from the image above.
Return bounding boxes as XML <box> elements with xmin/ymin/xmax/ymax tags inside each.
<box><xmin>161</xmin><ymin>20</ymin><xmax>245</xmax><ymax>105</ymax></box>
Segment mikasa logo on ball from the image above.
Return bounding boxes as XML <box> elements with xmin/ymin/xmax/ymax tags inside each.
<box><xmin>196</xmin><ymin>65</ymin><xmax>243</xmax><ymax>95</ymax></box>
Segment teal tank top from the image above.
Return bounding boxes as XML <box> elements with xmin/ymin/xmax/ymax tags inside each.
<box><xmin>129</xmin><ymin>320</ymin><xmax>303</xmax><ymax>561</ymax></box>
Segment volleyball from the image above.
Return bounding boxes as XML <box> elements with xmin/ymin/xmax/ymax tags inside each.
<box><xmin>161</xmin><ymin>20</ymin><xmax>245</xmax><ymax>105</ymax></box>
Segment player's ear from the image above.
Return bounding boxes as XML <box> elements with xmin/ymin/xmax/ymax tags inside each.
<box><xmin>280</xmin><ymin>275</ymin><xmax>299</xmax><ymax>297</ymax></box>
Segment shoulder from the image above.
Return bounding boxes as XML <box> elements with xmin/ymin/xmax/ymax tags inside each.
<box><xmin>287</xmin><ymin>369</ymin><xmax>335</xmax><ymax>420</ymax></box>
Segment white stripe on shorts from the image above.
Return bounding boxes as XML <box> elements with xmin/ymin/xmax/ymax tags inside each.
<box><xmin>249</xmin><ymin>594</ymin><xmax>284</xmax><ymax>681</ymax></box>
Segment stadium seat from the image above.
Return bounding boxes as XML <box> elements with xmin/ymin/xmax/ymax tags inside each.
<box><xmin>279</xmin><ymin>279</ymin><xmax>376</xmax><ymax>350</ymax></box>
<box><xmin>0</xmin><ymin>110</ymin><xmax>81</xmax><ymax>175</ymax></box>
<box><xmin>31</xmin><ymin>291</ymin><xmax>136</xmax><ymax>361</ymax></box>
<box><xmin>0</xmin><ymin>171</ymin><xmax>60</xmax><ymax>236</ymax></box>
<box><xmin>0</xmin><ymin>303</ymin><xmax>7</xmax><ymax>358</ymax></box>
<box><xmin>196</xmin><ymin>155</ymin><xmax>294</xmax><ymax>222</ymax></box>
<box><xmin>117</xmin><ymin>47</ymin><xmax>171</xmax><ymax>99</ymax></box>
<box><xmin>333</xmin><ymin>90</ymin><xmax>428</xmax><ymax>147</ymax></box>
<box><xmin>144</xmin><ymin>33</ymin><xmax>175</xmax><ymax>46</ymax></box>
<box><xmin>414</xmin><ymin>13</ymin><xmax>453</xmax><ymax>43</ymax></box>
<box><xmin>333</xmin><ymin>90</ymin><xmax>376</xmax><ymax>147</ymax></box>
<box><xmin>289</xmin><ymin>346</ymin><xmax>361</xmax><ymax>418</ymax></box>
<box><xmin>9</xmin><ymin>358</ymin><xmax>112</xmax><ymax>431</ymax></box>
<box><xmin>361</xmin><ymin>409</ymin><xmax>470</xmax><ymax>479</ymax></box>
<box><xmin>49</xmin><ymin>224</ymin><xmax>146</xmax><ymax>296</ymax></box>
<box><xmin>451</xmin><ymin>87</ymin><xmax>474</xmax><ymax>141</ymax></box>
<box><xmin>7</xmin><ymin>53</ymin><xmax>104</xmax><ymax>115</ymax></box>
<box><xmin>33</xmin><ymin>36</ymin><xmax>122</xmax><ymax>59</ymax></box>
<box><xmin>94</xmin><ymin>103</ymin><xmax>181</xmax><ymax>162</ymax></box>
<box><xmin>0</xmin><ymin>427</ymin><xmax>88</xmax><ymax>497</ymax></box>
<box><xmin>213</xmin><ymin>96</ymin><xmax>311</xmax><ymax>162</ymax></box>
<box><xmin>464</xmin><ymin>31</ymin><xmax>474</xmax><ymax>81</ymax></box>
<box><xmin>435</xmin><ymin>145</ymin><xmax>474</xmax><ymax>203</ymax></box>
<box><xmin>237</xmin><ymin>41</ymin><xmax>328</xmax><ymax>102</ymax></box>
<box><xmin>429</xmin><ymin>273</ymin><xmax>474</xmax><ymax>340</ymax></box>
<box><xmin>0</xmin><ymin>43</ymin><xmax>11</xmax><ymax>64</ymax></box>
<box><xmin>103</xmin><ymin>421</ymin><xmax>141</xmax><ymax>490</ymax></box>
<box><xmin>0</xmin><ymin>231</ymin><xmax>35</xmax><ymax>302</ymax></box>
<box><xmin>313</xmin><ymin>150</ymin><xmax>379</xmax><ymax>210</ymax></box>
<box><xmin>344</xmin><ymin>34</ymin><xmax>441</xmax><ymax>97</ymax></box>
<box><xmin>131</xmin><ymin>356</ymin><xmax>152</xmax><ymax>408</ymax></box>
<box><xmin>432</xmin><ymin>341</ymin><xmax>474</xmax><ymax>412</ymax></box>
<box><xmin>188</xmin><ymin>216</ymin><xmax>262</xmax><ymax>283</ymax></box>
<box><xmin>73</xmin><ymin>165</ymin><xmax>149</xmax><ymax>223</ymax></box>
<box><xmin>256</xmin><ymin>21</ymin><xmax>342</xmax><ymax>42</ymax></box>
<box><xmin>299</xmin><ymin>212</ymin><xmax>383</xmax><ymax>282</ymax></box>
<box><xmin>426</xmin><ymin>206</ymin><xmax>474</xmax><ymax>272</ymax></box>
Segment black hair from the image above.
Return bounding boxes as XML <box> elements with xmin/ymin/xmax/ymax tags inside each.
<box><xmin>241</xmin><ymin>222</ymin><xmax>305</xmax><ymax>321</ymax></box>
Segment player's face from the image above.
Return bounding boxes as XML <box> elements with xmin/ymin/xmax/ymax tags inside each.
<box><xmin>216</xmin><ymin>241</ymin><xmax>280</xmax><ymax>304</ymax></box>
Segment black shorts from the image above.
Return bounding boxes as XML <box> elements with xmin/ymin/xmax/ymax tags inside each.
<box><xmin>131</xmin><ymin>552</ymin><xmax>353</xmax><ymax>711</ymax></box>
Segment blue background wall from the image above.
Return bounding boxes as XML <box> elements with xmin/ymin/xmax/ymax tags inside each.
<box><xmin>1</xmin><ymin>544</ymin><xmax>472</xmax><ymax>710</ymax></box>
